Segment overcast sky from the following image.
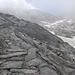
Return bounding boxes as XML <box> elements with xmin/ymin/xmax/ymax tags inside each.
<box><xmin>26</xmin><ymin>0</ymin><xmax>75</xmax><ymax>15</ymax></box>
<box><xmin>0</xmin><ymin>0</ymin><xmax>75</xmax><ymax>15</ymax></box>
<box><xmin>0</xmin><ymin>0</ymin><xmax>35</xmax><ymax>9</ymax></box>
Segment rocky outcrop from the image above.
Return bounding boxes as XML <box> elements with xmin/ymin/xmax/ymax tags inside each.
<box><xmin>0</xmin><ymin>13</ymin><xmax>75</xmax><ymax>75</ymax></box>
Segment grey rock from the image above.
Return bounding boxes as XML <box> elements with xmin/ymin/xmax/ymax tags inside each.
<box><xmin>9</xmin><ymin>56</ymin><xmax>24</xmax><ymax>61</ymax></box>
<box><xmin>0</xmin><ymin>61</ymin><xmax>23</xmax><ymax>69</ymax></box>
<box><xmin>68</xmin><ymin>71</ymin><xmax>75</xmax><ymax>75</ymax></box>
<box><xmin>10</xmin><ymin>69</ymin><xmax>37</xmax><ymax>74</ymax></box>
<box><xmin>0</xmin><ymin>12</ymin><xmax>75</xmax><ymax>75</ymax></box>
<box><xmin>25</xmin><ymin>48</ymin><xmax>36</xmax><ymax>62</ymax></box>
<box><xmin>8</xmin><ymin>48</ymin><xmax>25</xmax><ymax>52</ymax></box>
<box><xmin>40</xmin><ymin>67</ymin><xmax>58</xmax><ymax>75</ymax></box>
<box><xmin>0</xmin><ymin>52</ymin><xmax>27</xmax><ymax>59</ymax></box>
<box><xmin>10</xmin><ymin>72</ymin><xmax>25</xmax><ymax>75</ymax></box>
<box><xmin>0</xmin><ymin>70</ymin><xmax>9</xmax><ymax>75</ymax></box>
<box><xmin>20</xmin><ymin>42</ymin><xmax>31</xmax><ymax>50</ymax></box>
<box><xmin>26</xmin><ymin>58</ymin><xmax>43</xmax><ymax>67</ymax></box>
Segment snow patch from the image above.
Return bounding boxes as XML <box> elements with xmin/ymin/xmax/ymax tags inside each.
<box><xmin>41</xmin><ymin>21</ymin><xmax>47</xmax><ymax>24</ymax></box>
<box><xmin>51</xmin><ymin>31</ymin><xmax>55</xmax><ymax>35</ymax></box>
<box><xmin>58</xmin><ymin>36</ymin><xmax>75</xmax><ymax>48</ymax></box>
<box><xmin>67</xmin><ymin>20</ymin><xmax>73</xmax><ymax>24</ymax></box>
<box><xmin>45</xmin><ymin>25</ymin><xmax>50</xmax><ymax>28</ymax></box>
<box><xmin>51</xmin><ymin>19</ymin><xmax>66</xmax><ymax>25</ymax></box>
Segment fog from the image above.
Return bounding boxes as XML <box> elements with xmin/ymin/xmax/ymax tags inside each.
<box><xmin>0</xmin><ymin>0</ymin><xmax>75</xmax><ymax>15</ymax></box>
<box><xmin>0</xmin><ymin>0</ymin><xmax>35</xmax><ymax>10</ymax></box>
<box><xmin>26</xmin><ymin>0</ymin><xmax>75</xmax><ymax>15</ymax></box>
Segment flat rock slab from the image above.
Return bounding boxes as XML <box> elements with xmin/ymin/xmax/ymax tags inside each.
<box><xmin>26</xmin><ymin>58</ymin><xmax>43</xmax><ymax>67</ymax></box>
<box><xmin>68</xmin><ymin>71</ymin><xmax>75</xmax><ymax>75</ymax></box>
<box><xmin>0</xmin><ymin>52</ymin><xmax>27</xmax><ymax>58</ymax></box>
<box><xmin>10</xmin><ymin>72</ymin><xmax>25</xmax><ymax>75</ymax></box>
<box><xmin>9</xmin><ymin>56</ymin><xmax>24</xmax><ymax>61</ymax></box>
<box><xmin>25</xmin><ymin>48</ymin><xmax>36</xmax><ymax>62</ymax></box>
<box><xmin>40</xmin><ymin>67</ymin><xmax>58</xmax><ymax>75</ymax></box>
<box><xmin>10</xmin><ymin>69</ymin><xmax>37</xmax><ymax>73</ymax></box>
<box><xmin>0</xmin><ymin>61</ymin><xmax>23</xmax><ymax>69</ymax></box>
<box><xmin>8</xmin><ymin>49</ymin><xmax>25</xmax><ymax>52</ymax></box>
<box><xmin>0</xmin><ymin>70</ymin><xmax>9</xmax><ymax>75</ymax></box>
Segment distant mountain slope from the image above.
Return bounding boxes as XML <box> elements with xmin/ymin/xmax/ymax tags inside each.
<box><xmin>0</xmin><ymin>8</ymin><xmax>62</xmax><ymax>24</ymax></box>
<box><xmin>42</xmin><ymin>18</ymin><xmax>75</xmax><ymax>38</ymax></box>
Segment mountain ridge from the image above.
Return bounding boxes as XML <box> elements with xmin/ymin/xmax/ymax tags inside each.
<box><xmin>0</xmin><ymin>12</ymin><xmax>75</xmax><ymax>75</ymax></box>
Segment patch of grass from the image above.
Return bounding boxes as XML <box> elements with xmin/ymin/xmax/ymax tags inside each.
<box><xmin>0</xmin><ymin>58</ymin><xmax>8</xmax><ymax>61</ymax></box>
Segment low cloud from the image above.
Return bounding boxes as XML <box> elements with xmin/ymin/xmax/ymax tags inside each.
<box><xmin>26</xmin><ymin>0</ymin><xmax>75</xmax><ymax>15</ymax></box>
<box><xmin>0</xmin><ymin>0</ymin><xmax>75</xmax><ymax>15</ymax></box>
<box><xmin>0</xmin><ymin>0</ymin><xmax>35</xmax><ymax>10</ymax></box>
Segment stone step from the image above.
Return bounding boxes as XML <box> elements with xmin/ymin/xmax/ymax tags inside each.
<box><xmin>10</xmin><ymin>69</ymin><xmax>37</xmax><ymax>74</ymax></box>
<box><xmin>0</xmin><ymin>69</ymin><xmax>38</xmax><ymax>75</ymax></box>
<box><xmin>8</xmin><ymin>49</ymin><xmax>25</xmax><ymax>52</ymax></box>
<box><xmin>0</xmin><ymin>61</ymin><xmax>23</xmax><ymax>69</ymax></box>
<box><xmin>0</xmin><ymin>52</ymin><xmax>27</xmax><ymax>59</ymax></box>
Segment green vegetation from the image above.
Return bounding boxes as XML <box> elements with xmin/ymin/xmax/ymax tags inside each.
<box><xmin>0</xmin><ymin>38</ymin><xmax>7</xmax><ymax>49</ymax></box>
<box><xmin>0</xmin><ymin>58</ymin><xmax>8</xmax><ymax>61</ymax></box>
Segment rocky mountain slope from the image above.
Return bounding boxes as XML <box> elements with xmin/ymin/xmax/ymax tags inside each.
<box><xmin>1</xmin><ymin>8</ymin><xmax>75</xmax><ymax>38</ymax></box>
<box><xmin>0</xmin><ymin>13</ymin><xmax>75</xmax><ymax>75</ymax></box>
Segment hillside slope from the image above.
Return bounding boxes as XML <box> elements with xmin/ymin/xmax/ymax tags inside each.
<box><xmin>0</xmin><ymin>13</ymin><xmax>75</xmax><ymax>75</ymax></box>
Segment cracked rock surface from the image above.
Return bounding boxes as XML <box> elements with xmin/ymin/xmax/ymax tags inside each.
<box><xmin>0</xmin><ymin>13</ymin><xmax>75</xmax><ymax>75</ymax></box>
